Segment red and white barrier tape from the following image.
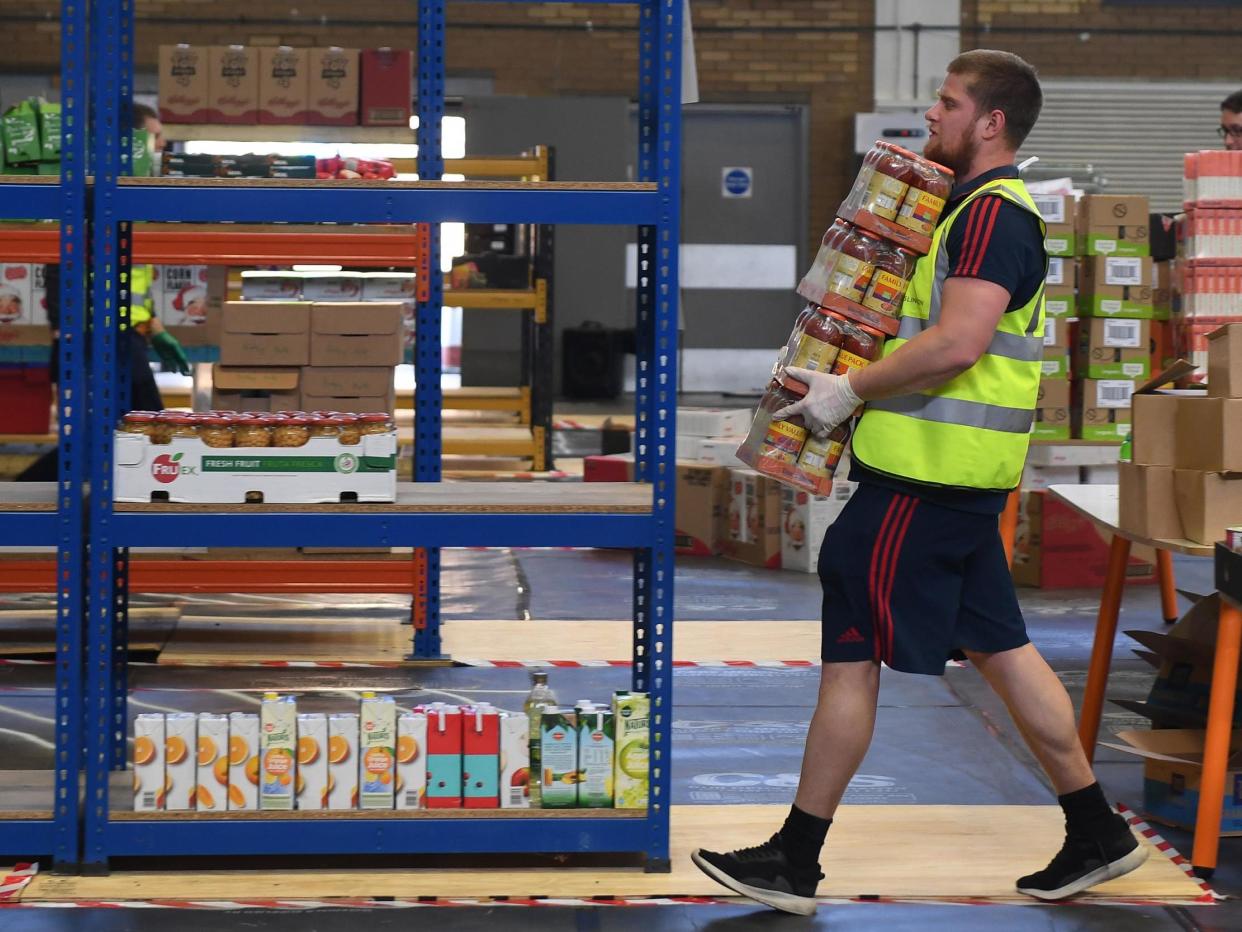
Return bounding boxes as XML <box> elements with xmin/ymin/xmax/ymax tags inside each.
<box><xmin>1116</xmin><ymin>801</ymin><xmax>1221</xmax><ymax>903</ymax></box>
<box><xmin>0</xmin><ymin>863</ymin><xmax>37</xmax><ymax>902</ymax></box>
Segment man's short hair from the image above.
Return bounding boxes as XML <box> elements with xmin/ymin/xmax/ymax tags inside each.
<box><xmin>947</xmin><ymin>49</ymin><xmax>1043</xmax><ymax>149</ymax></box>
<box><xmin>1222</xmin><ymin>90</ymin><xmax>1242</xmax><ymax>114</ymax></box>
<box><xmin>132</xmin><ymin>102</ymin><xmax>160</xmax><ymax>130</ymax></box>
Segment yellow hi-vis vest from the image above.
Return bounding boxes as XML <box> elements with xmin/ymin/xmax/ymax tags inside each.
<box><xmin>129</xmin><ymin>265</ymin><xmax>154</xmax><ymax>325</ymax></box>
<box><xmin>851</xmin><ymin>176</ymin><xmax>1047</xmax><ymax>491</ymax></box>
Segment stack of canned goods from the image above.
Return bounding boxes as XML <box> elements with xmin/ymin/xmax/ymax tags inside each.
<box><xmin>117</xmin><ymin>410</ymin><xmax>395</xmax><ymax>448</ymax></box>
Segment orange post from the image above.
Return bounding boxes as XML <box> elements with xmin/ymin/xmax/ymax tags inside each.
<box><xmin>1000</xmin><ymin>488</ymin><xmax>1021</xmax><ymax>568</ymax></box>
<box><xmin>1157</xmin><ymin>549</ymin><xmax>1179</xmax><ymax>623</ymax></box>
<box><xmin>1190</xmin><ymin>601</ymin><xmax>1242</xmax><ymax>876</ymax></box>
<box><xmin>1078</xmin><ymin>534</ymin><xmax>1132</xmax><ymax>762</ymax></box>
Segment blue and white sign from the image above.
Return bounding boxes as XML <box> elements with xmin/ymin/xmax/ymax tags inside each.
<box><xmin>722</xmin><ymin>166</ymin><xmax>753</xmax><ymax>199</ymax></box>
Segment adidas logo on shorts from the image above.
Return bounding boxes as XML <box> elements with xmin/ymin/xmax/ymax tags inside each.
<box><xmin>836</xmin><ymin>627</ymin><xmax>865</xmax><ymax>645</ymax></box>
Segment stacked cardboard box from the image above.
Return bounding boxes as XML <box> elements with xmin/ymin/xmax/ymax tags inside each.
<box><xmin>151</xmin><ymin>265</ymin><xmax>227</xmax><ymax>347</ymax></box>
<box><xmin>1033</xmin><ymin>195</ymin><xmax>1075</xmax><ymax>439</ymax></box>
<box><xmin>213</xmin><ymin>301</ymin><xmax>309</xmax><ymax>412</ymax></box>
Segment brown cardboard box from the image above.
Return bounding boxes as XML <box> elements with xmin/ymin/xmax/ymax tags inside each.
<box><xmin>158</xmin><ymin>45</ymin><xmax>210</xmax><ymax>123</ymax></box>
<box><xmin>1077</xmin><ymin>194</ymin><xmax>1151</xmax><ymax>257</ymax></box>
<box><xmin>301</xmin><ymin>367</ymin><xmax>392</xmax><ymax>400</ymax></box>
<box><xmin>309</xmin><ymin>303</ymin><xmax>403</xmax><ymax>367</ymax></box>
<box><xmin>301</xmin><ymin>392</ymin><xmax>395</xmax><ymax>413</ymax></box>
<box><xmin>1078</xmin><ymin>256</ymin><xmax>1154</xmax><ymax>318</ymax></box>
<box><xmin>218</xmin><ymin>302</ymin><xmax>310</xmax><ymax>366</ymax></box>
<box><xmin>1033</xmin><ymin>378</ymin><xmax>1071</xmax><ymax>440</ymax></box>
<box><xmin>306</xmin><ymin>48</ymin><xmax>359</xmax><ymax>126</ymax></box>
<box><xmin>258</xmin><ymin>47</ymin><xmax>310</xmax><ymax>125</ymax></box>
<box><xmin>160</xmin><ymin>265</ymin><xmax>226</xmax><ymax>348</ymax></box>
<box><xmin>1045</xmin><ymin>256</ymin><xmax>1075</xmax><ymax>296</ymax></box>
<box><xmin>206</xmin><ymin>46</ymin><xmax>259</xmax><ymax>124</ymax></box>
<box><xmin>1132</xmin><ymin>394</ymin><xmax>1180</xmax><ymax>466</ymax></box>
<box><xmin>1118</xmin><ymin>462</ymin><xmax>1183</xmax><ymax>540</ymax></box>
<box><xmin>723</xmin><ymin>468</ymin><xmax>781</xmax><ymax>569</ymax></box>
<box><xmin>211</xmin><ymin>365</ymin><xmax>300</xmax><ymax>412</ymax></box>
<box><xmin>675</xmin><ymin>463</ymin><xmax>730</xmax><ymax>556</ymax></box>
<box><xmin>1042</xmin><ymin>314</ymin><xmax>1071</xmax><ymax>352</ymax></box>
<box><xmin>1174</xmin><ymin>397</ymin><xmax>1242</xmax><ymax>471</ymax></box>
<box><xmin>1173</xmin><ymin>470</ymin><xmax>1242</xmax><ymax>545</ymax></box>
<box><xmin>1073</xmin><ymin>378</ymin><xmax>1133</xmax><ymax>442</ymax></box>
<box><xmin>1076</xmin><ymin>317</ymin><xmax>1151</xmax><ymax>380</ymax></box>
<box><xmin>1153</xmin><ymin>260</ymin><xmax>1173</xmax><ymax>313</ymax></box>
<box><xmin>1208</xmin><ymin>324</ymin><xmax>1242</xmax><ymax>398</ymax></box>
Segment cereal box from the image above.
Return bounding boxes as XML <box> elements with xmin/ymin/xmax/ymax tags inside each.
<box><xmin>462</xmin><ymin>705</ymin><xmax>500</xmax><ymax>809</ymax></box>
<box><xmin>327</xmin><ymin>712</ymin><xmax>359</xmax><ymax>810</ymax></box>
<box><xmin>395</xmin><ymin>711</ymin><xmax>428</xmax><ymax>811</ymax></box>
<box><xmin>613</xmin><ymin>692</ymin><xmax>649</xmax><ymax>809</ymax></box>
<box><xmin>359</xmin><ymin>692</ymin><xmax>396</xmax><ymax>809</ymax></box>
<box><xmin>132</xmin><ymin>713</ymin><xmax>166</xmax><ymax>811</ymax></box>
<box><xmin>259</xmin><ymin>694</ymin><xmax>297</xmax><ymax>811</ymax></box>
<box><xmin>227</xmin><ymin>712</ymin><xmax>260</xmax><ymax>811</ymax></box>
<box><xmin>195</xmin><ymin>713</ymin><xmax>229</xmax><ymax>812</ymax></box>
<box><xmin>163</xmin><ymin>713</ymin><xmax>197</xmax><ymax>811</ymax></box>
<box><xmin>296</xmin><ymin>713</ymin><xmax>329</xmax><ymax>811</ymax></box>
<box><xmin>499</xmin><ymin>711</ymin><xmax>531</xmax><ymax>809</ymax></box>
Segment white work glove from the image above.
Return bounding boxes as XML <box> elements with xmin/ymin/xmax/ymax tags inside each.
<box><xmin>774</xmin><ymin>366</ymin><xmax>862</xmax><ymax>436</ymax></box>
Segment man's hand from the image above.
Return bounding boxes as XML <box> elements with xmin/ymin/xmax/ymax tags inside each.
<box><xmin>773</xmin><ymin>366</ymin><xmax>861</xmax><ymax>436</ymax></box>
<box><xmin>150</xmin><ymin>330</ymin><xmax>191</xmax><ymax>375</ymax></box>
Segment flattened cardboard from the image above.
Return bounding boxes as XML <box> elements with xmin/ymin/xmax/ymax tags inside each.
<box><xmin>1173</xmin><ymin>469</ymin><xmax>1242</xmax><ymax>545</ymax></box>
<box><xmin>1174</xmin><ymin>397</ymin><xmax>1242</xmax><ymax>471</ymax></box>
<box><xmin>1208</xmin><ymin>323</ymin><xmax>1242</xmax><ymax>399</ymax></box>
<box><xmin>1118</xmin><ymin>462</ymin><xmax>1183</xmax><ymax>540</ymax></box>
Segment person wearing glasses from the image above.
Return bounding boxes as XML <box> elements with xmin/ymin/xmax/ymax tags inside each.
<box><xmin>1221</xmin><ymin>91</ymin><xmax>1242</xmax><ymax>151</ymax></box>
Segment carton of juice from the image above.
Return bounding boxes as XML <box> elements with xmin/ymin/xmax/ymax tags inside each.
<box><xmin>227</xmin><ymin>712</ymin><xmax>260</xmax><ymax>810</ymax></box>
<box><xmin>163</xmin><ymin>712</ymin><xmax>197</xmax><ymax>811</ymax></box>
<box><xmin>195</xmin><ymin>713</ymin><xmax>229</xmax><ymax>812</ymax></box>
<box><xmin>578</xmin><ymin>706</ymin><xmax>615</xmax><ymax>809</ymax></box>
<box><xmin>423</xmin><ymin>703</ymin><xmax>463</xmax><ymax>809</ymax></box>
<box><xmin>359</xmin><ymin>692</ymin><xmax>396</xmax><ymax>809</ymax></box>
<box><xmin>499</xmin><ymin>711</ymin><xmax>531</xmax><ymax>809</ymax></box>
<box><xmin>260</xmin><ymin>693</ymin><xmax>297</xmax><ymax>811</ymax></box>
<box><xmin>327</xmin><ymin>712</ymin><xmax>359</xmax><ymax>810</ymax></box>
<box><xmin>133</xmin><ymin>713</ymin><xmax>166</xmax><ymax>811</ymax></box>
<box><xmin>395</xmin><ymin>711</ymin><xmax>428</xmax><ymax>810</ymax></box>
<box><xmin>539</xmin><ymin>708</ymin><xmax>579</xmax><ymax>809</ymax></box>
<box><xmin>462</xmin><ymin>705</ymin><xmax>500</xmax><ymax>809</ymax></box>
<box><xmin>613</xmin><ymin>692</ymin><xmax>650</xmax><ymax>809</ymax></box>
<box><xmin>296</xmin><ymin>713</ymin><xmax>329</xmax><ymax>811</ymax></box>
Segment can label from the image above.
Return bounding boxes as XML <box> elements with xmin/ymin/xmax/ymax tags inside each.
<box><xmin>897</xmin><ymin>188</ymin><xmax>946</xmax><ymax>236</ymax></box>
<box><xmin>834</xmin><ymin>349</ymin><xmax>872</xmax><ymax>374</ymax></box>
<box><xmin>862</xmin><ymin>171</ymin><xmax>908</xmax><ymax>220</ymax></box>
<box><xmin>827</xmin><ymin>254</ymin><xmax>874</xmax><ymax>302</ymax></box>
<box><xmin>862</xmin><ymin>269</ymin><xmax>907</xmax><ymax>315</ymax></box>
<box><xmin>790</xmin><ymin>333</ymin><xmax>842</xmax><ymax>372</ymax></box>
<box><xmin>762</xmin><ymin>418</ymin><xmax>807</xmax><ymax>464</ymax></box>
<box><xmin>797</xmin><ymin>436</ymin><xmax>845</xmax><ymax>479</ymax></box>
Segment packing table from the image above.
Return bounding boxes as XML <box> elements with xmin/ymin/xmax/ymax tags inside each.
<box><xmin>1048</xmin><ymin>483</ymin><xmax>1238</xmax><ymax>878</ymax></box>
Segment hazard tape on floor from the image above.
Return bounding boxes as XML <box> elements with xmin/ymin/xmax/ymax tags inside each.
<box><xmin>0</xmin><ymin>863</ymin><xmax>38</xmax><ymax>902</ymax></box>
<box><xmin>1116</xmin><ymin>801</ymin><xmax>1221</xmax><ymax>903</ymax></box>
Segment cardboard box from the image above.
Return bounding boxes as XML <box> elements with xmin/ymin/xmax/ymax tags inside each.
<box><xmin>211</xmin><ymin>365</ymin><xmax>300</xmax><ymax>412</ymax></box>
<box><xmin>1042</xmin><ymin>314</ymin><xmax>1071</xmax><ymax>352</ymax></box>
<box><xmin>1174</xmin><ymin>470</ymin><xmax>1242</xmax><ymax>544</ymax></box>
<box><xmin>674</xmin><ymin>462</ymin><xmax>730</xmax><ymax>556</ymax></box>
<box><xmin>219</xmin><ymin>301</ymin><xmax>310</xmax><ymax>367</ymax></box>
<box><xmin>723</xmin><ymin>468</ymin><xmax>782</xmax><ymax>569</ymax></box>
<box><xmin>207</xmin><ymin>46</ymin><xmax>259</xmax><ymax>123</ymax></box>
<box><xmin>696</xmin><ymin>437</ymin><xmax>746</xmax><ymax>469</ymax></box>
<box><xmin>153</xmin><ymin>265</ymin><xmax>224</xmax><ymax>347</ymax></box>
<box><xmin>1118</xmin><ymin>462</ymin><xmax>1183</xmax><ymax>540</ymax></box>
<box><xmin>300</xmin><ymin>367</ymin><xmax>393</xmax><ymax>406</ymax></box>
<box><xmin>1045</xmin><ymin>256</ymin><xmax>1075</xmax><ymax>296</ymax></box>
<box><xmin>1153</xmin><ymin>260</ymin><xmax>1174</xmax><ymax>313</ymax></box>
<box><xmin>159</xmin><ymin>45</ymin><xmax>210</xmax><ymax>123</ymax></box>
<box><xmin>241</xmin><ymin>271</ymin><xmax>302</xmax><ymax>301</ymax></box>
<box><xmin>1033</xmin><ymin>378</ymin><xmax>1071</xmax><ymax>439</ymax></box>
<box><xmin>1077</xmin><ymin>194</ymin><xmax>1150</xmax><ymax>257</ymax></box>
<box><xmin>309</xmin><ymin>302</ymin><xmax>403</xmax><ymax>367</ymax></box>
<box><xmin>1101</xmin><ymin>729</ymin><xmax>1242</xmax><ymax>836</ymax></box>
<box><xmin>307</xmin><ymin>47</ymin><xmax>359</xmax><ymax>126</ymax></box>
<box><xmin>1208</xmin><ymin>324</ymin><xmax>1242</xmax><ymax>398</ymax></box>
<box><xmin>300</xmin><ymin>272</ymin><xmax>365</xmax><ymax>302</ymax></box>
<box><xmin>677</xmin><ymin>407</ymin><xmax>751</xmax><ymax>438</ymax></box>
<box><xmin>0</xmin><ymin>264</ymin><xmax>34</xmax><ymax>325</ymax></box>
<box><xmin>1076</xmin><ymin>317</ymin><xmax>1151</xmax><ymax>380</ymax></box>
<box><xmin>1074</xmin><ymin>378</ymin><xmax>1133</xmax><ymax>441</ymax></box>
<box><xmin>1032</xmin><ymin>193</ymin><xmax>1071</xmax><ymax>226</ymax></box>
<box><xmin>1079</xmin><ymin>256</ymin><xmax>1154</xmax><ymax>318</ymax></box>
<box><xmin>362</xmin><ymin>272</ymin><xmax>417</xmax><ymax>302</ymax></box>
<box><xmin>1011</xmin><ymin>490</ymin><xmax>1155</xmax><ymax>588</ymax></box>
<box><xmin>258</xmin><ymin>46</ymin><xmax>310</xmax><ymax>125</ymax></box>
<box><xmin>1132</xmin><ymin>394</ymin><xmax>1180</xmax><ymax>466</ymax></box>
<box><xmin>779</xmin><ymin>480</ymin><xmax>856</xmax><ymax>573</ymax></box>
<box><xmin>1041</xmin><ymin>351</ymin><xmax>1070</xmax><ymax>380</ymax></box>
<box><xmin>360</xmin><ymin>48</ymin><xmax>412</xmax><ymax>126</ymax></box>
<box><xmin>1174</xmin><ymin>397</ymin><xmax>1242</xmax><ymax>471</ymax></box>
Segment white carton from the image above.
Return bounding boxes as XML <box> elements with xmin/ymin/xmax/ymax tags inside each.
<box><xmin>260</xmin><ymin>693</ymin><xmax>297</xmax><ymax>811</ymax></box>
<box><xmin>362</xmin><ymin>272</ymin><xmax>417</xmax><ymax>301</ymax></box>
<box><xmin>227</xmin><ymin>712</ymin><xmax>260</xmax><ymax>811</ymax></box>
<box><xmin>359</xmin><ymin>693</ymin><xmax>397</xmax><ymax>809</ymax></box>
<box><xmin>29</xmin><ymin>264</ymin><xmax>49</xmax><ymax>326</ymax></box>
<box><xmin>0</xmin><ymin>264</ymin><xmax>35</xmax><ymax>326</ymax></box>
<box><xmin>780</xmin><ymin>480</ymin><xmax>857</xmax><ymax>573</ymax></box>
<box><xmin>296</xmin><ymin>712</ymin><xmax>329</xmax><ymax>811</ymax></box>
<box><xmin>327</xmin><ymin>712</ymin><xmax>359</xmax><ymax>810</ymax></box>
<box><xmin>112</xmin><ymin>431</ymin><xmax>398</xmax><ymax>504</ymax></box>
<box><xmin>133</xmin><ymin>713</ymin><xmax>166</xmax><ymax>812</ymax></box>
<box><xmin>300</xmin><ymin>271</ymin><xmax>365</xmax><ymax>301</ymax></box>
<box><xmin>152</xmin><ymin>265</ymin><xmax>210</xmax><ymax>326</ymax></box>
<box><xmin>195</xmin><ymin>713</ymin><xmax>229</xmax><ymax>812</ymax></box>
<box><xmin>696</xmin><ymin>437</ymin><xmax>746</xmax><ymax>469</ymax></box>
<box><xmin>499</xmin><ymin>711</ymin><xmax>530</xmax><ymax>809</ymax></box>
<box><xmin>676</xmin><ymin>407</ymin><xmax>751</xmax><ymax>439</ymax></box>
<box><xmin>240</xmin><ymin>270</ymin><xmax>303</xmax><ymax>301</ymax></box>
<box><xmin>395</xmin><ymin>711</ymin><xmax>428</xmax><ymax>810</ymax></box>
<box><xmin>164</xmin><ymin>712</ymin><xmax>198</xmax><ymax>811</ymax></box>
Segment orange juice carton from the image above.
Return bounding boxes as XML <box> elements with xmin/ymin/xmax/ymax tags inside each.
<box><xmin>195</xmin><ymin>713</ymin><xmax>229</xmax><ymax>812</ymax></box>
<box><xmin>163</xmin><ymin>712</ymin><xmax>197</xmax><ymax>811</ymax></box>
<box><xmin>327</xmin><ymin>712</ymin><xmax>359</xmax><ymax>810</ymax></box>
<box><xmin>259</xmin><ymin>693</ymin><xmax>297</xmax><ymax>811</ymax></box>
<box><xmin>395</xmin><ymin>710</ymin><xmax>428</xmax><ymax>810</ymax></box>
<box><xmin>296</xmin><ymin>712</ymin><xmax>329</xmax><ymax>811</ymax></box>
<box><xmin>499</xmin><ymin>710</ymin><xmax>531</xmax><ymax>809</ymax></box>
<box><xmin>359</xmin><ymin>692</ymin><xmax>396</xmax><ymax>809</ymax></box>
<box><xmin>133</xmin><ymin>713</ymin><xmax>166</xmax><ymax>811</ymax></box>
<box><xmin>462</xmin><ymin>705</ymin><xmax>500</xmax><ymax>809</ymax></box>
<box><xmin>227</xmin><ymin>712</ymin><xmax>260</xmax><ymax>810</ymax></box>
<box><xmin>422</xmin><ymin>703</ymin><xmax>463</xmax><ymax>808</ymax></box>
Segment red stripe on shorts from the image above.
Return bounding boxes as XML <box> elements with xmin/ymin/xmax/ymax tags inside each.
<box><xmin>868</xmin><ymin>495</ymin><xmax>905</xmax><ymax>662</ymax></box>
<box><xmin>879</xmin><ymin>497</ymin><xmax>920</xmax><ymax>667</ymax></box>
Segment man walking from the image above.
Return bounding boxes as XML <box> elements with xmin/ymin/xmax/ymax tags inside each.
<box><xmin>692</xmin><ymin>49</ymin><xmax>1147</xmax><ymax>916</ymax></box>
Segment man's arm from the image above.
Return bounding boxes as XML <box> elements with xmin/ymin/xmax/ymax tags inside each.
<box><xmin>848</xmin><ymin>276</ymin><xmax>1011</xmax><ymax>401</ymax></box>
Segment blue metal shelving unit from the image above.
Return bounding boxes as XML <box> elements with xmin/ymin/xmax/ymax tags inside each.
<box><xmin>0</xmin><ymin>0</ymin><xmax>87</xmax><ymax>868</ymax></box>
<box><xmin>81</xmin><ymin>0</ymin><xmax>680</xmax><ymax>870</ymax></box>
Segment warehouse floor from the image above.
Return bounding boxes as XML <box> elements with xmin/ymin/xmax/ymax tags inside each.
<box><xmin>1</xmin><ymin>551</ymin><xmax>1239</xmax><ymax>929</ymax></box>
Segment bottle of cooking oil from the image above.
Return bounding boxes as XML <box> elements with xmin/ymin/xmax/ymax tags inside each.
<box><xmin>524</xmin><ymin>671</ymin><xmax>558</xmax><ymax>806</ymax></box>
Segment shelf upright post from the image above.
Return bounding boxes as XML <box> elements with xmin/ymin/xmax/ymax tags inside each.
<box><xmin>51</xmin><ymin>0</ymin><xmax>91</xmax><ymax>870</ymax></box>
<box><xmin>412</xmin><ymin>0</ymin><xmax>446</xmax><ymax>659</ymax></box>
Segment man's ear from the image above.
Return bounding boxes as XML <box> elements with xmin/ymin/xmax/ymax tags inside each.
<box><xmin>980</xmin><ymin>107</ymin><xmax>1007</xmax><ymax>143</ymax></box>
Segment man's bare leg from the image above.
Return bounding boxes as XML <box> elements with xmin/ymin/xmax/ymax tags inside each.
<box><xmin>793</xmin><ymin>660</ymin><xmax>882</xmax><ymax>819</ymax></box>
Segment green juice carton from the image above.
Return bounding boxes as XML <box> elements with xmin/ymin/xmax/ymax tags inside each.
<box><xmin>259</xmin><ymin>693</ymin><xmax>297</xmax><ymax>810</ymax></box>
<box><xmin>3</xmin><ymin>100</ymin><xmax>41</xmax><ymax>164</ymax></box>
<box><xmin>577</xmin><ymin>705</ymin><xmax>615</xmax><ymax>808</ymax></box>
<box><xmin>539</xmin><ymin>708</ymin><xmax>579</xmax><ymax>808</ymax></box>
<box><xmin>613</xmin><ymin>692</ymin><xmax>650</xmax><ymax>809</ymax></box>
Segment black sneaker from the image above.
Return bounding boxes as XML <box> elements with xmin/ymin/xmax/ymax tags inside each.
<box><xmin>1016</xmin><ymin>826</ymin><xmax>1148</xmax><ymax>900</ymax></box>
<box><xmin>691</xmin><ymin>834</ymin><xmax>823</xmax><ymax>916</ymax></box>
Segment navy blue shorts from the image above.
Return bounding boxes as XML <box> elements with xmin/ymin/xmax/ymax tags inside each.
<box><xmin>817</xmin><ymin>482</ymin><xmax>1030</xmax><ymax>675</ymax></box>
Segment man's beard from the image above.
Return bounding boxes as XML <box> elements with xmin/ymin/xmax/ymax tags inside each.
<box><xmin>925</xmin><ymin>131</ymin><xmax>978</xmax><ymax>180</ymax></box>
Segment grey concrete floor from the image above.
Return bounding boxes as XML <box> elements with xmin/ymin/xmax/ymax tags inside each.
<box><xmin>0</xmin><ymin>550</ymin><xmax>1237</xmax><ymax>929</ymax></box>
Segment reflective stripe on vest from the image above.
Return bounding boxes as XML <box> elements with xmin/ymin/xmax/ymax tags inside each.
<box><xmin>850</xmin><ymin>176</ymin><xmax>1047</xmax><ymax>491</ymax></box>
